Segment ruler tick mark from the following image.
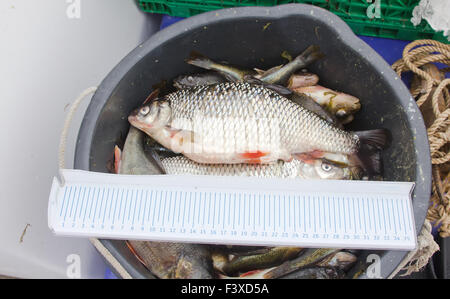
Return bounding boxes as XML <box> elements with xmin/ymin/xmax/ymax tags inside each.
<box><xmin>77</xmin><ymin>187</ymin><xmax>86</xmax><ymax>219</ymax></box>
<box><xmin>102</xmin><ymin>188</ymin><xmax>110</xmax><ymax>224</ymax></box>
<box><xmin>83</xmin><ymin>187</ymin><xmax>92</xmax><ymax>224</ymax></box>
<box><xmin>142</xmin><ymin>189</ymin><xmax>148</xmax><ymax>226</ymax></box>
<box><xmin>69</xmin><ymin>186</ymin><xmax>79</xmax><ymax>220</ymax></box>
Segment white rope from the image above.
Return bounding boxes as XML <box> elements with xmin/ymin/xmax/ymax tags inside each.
<box><xmin>57</xmin><ymin>87</ymin><xmax>135</xmax><ymax>279</ymax></box>
<box><xmin>388</xmin><ymin>219</ymin><xmax>439</xmax><ymax>279</ymax></box>
<box><xmin>58</xmin><ymin>86</ymin><xmax>97</xmax><ymax>169</ymax></box>
<box><xmin>89</xmin><ymin>238</ymin><xmax>132</xmax><ymax>279</ymax></box>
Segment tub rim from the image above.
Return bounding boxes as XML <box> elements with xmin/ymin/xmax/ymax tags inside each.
<box><xmin>74</xmin><ymin>3</ymin><xmax>432</xmax><ymax>279</ymax></box>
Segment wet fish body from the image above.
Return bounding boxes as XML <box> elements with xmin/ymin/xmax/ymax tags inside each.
<box><xmin>187</xmin><ymin>46</ymin><xmax>323</xmax><ymax>85</ymax></box>
<box><xmin>160</xmin><ymin>155</ymin><xmax>353</xmax><ymax>180</ymax></box>
<box><xmin>129</xmin><ymin>82</ymin><xmax>365</xmax><ymax>165</ymax></box>
<box><xmin>118</xmin><ymin>127</ymin><xmax>163</xmax><ymax>175</ymax></box>
<box><xmin>263</xmin><ymin>248</ymin><xmax>340</xmax><ymax>279</ymax></box>
<box><xmin>256</xmin><ymin>45</ymin><xmax>324</xmax><ymax>85</ymax></box>
<box><xmin>173</xmin><ymin>72</ymin><xmax>227</xmax><ymax>89</ymax></box>
<box><xmin>186</xmin><ymin>52</ymin><xmax>255</xmax><ymax>82</ymax></box>
<box><xmin>128</xmin><ymin>240</ymin><xmax>214</xmax><ymax>279</ymax></box>
<box><xmin>287</xmin><ymin>72</ymin><xmax>320</xmax><ymax>89</ymax></box>
<box><xmin>294</xmin><ymin>85</ymin><xmax>361</xmax><ymax>119</ymax></box>
<box><xmin>317</xmin><ymin>251</ymin><xmax>358</xmax><ymax>271</ymax></box>
<box><xmin>222</xmin><ymin>247</ymin><xmax>304</xmax><ymax>276</ymax></box>
<box><xmin>280</xmin><ymin>267</ymin><xmax>343</xmax><ymax>279</ymax></box>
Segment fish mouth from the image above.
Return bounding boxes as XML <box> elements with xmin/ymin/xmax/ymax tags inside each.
<box><xmin>128</xmin><ymin>111</ymin><xmax>155</xmax><ymax>131</ymax></box>
<box><xmin>334</xmin><ymin>101</ymin><xmax>361</xmax><ymax>116</ymax></box>
<box><xmin>129</xmin><ymin>107</ymin><xmax>141</xmax><ymax>117</ymax></box>
<box><xmin>128</xmin><ymin>113</ymin><xmax>143</xmax><ymax>128</ymax></box>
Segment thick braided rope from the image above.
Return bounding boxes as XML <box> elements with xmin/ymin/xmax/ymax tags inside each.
<box><xmin>390</xmin><ymin>39</ymin><xmax>449</xmax><ymax>277</ymax></box>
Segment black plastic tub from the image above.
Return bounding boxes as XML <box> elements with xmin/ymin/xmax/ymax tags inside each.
<box><xmin>74</xmin><ymin>4</ymin><xmax>431</xmax><ymax>278</ymax></box>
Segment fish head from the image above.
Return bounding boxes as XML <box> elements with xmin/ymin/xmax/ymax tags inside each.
<box><xmin>320</xmin><ymin>153</ymin><xmax>365</xmax><ymax>180</ymax></box>
<box><xmin>312</xmin><ymin>159</ymin><xmax>350</xmax><ymax>180</ymax></box>
<box><xmin>128</xmin><ymin>99</ymin><xmax>172</xmax><ymax>132</ymax></box>
<box><xmin>293</xmin><ymin>158</ymin><xmax>346</xmax><ymax>180</ymax></box>
<box><xmin>294</xmin><ymin>155</ymin><xmax>360</xmax><ymax>180</ymax></box>
<box><xmin>173</xmin><ymin>75</ymin><xmax>196</xmax><ymax>89</ymax></box>
<box><xmin>332</xmin><ymin>95</ymin><xmax>361</xmax><ymax>118</ymax></box>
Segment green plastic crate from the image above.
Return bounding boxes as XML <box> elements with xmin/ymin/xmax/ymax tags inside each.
<box><xmin>137</xmin><ymin>0</ymin><xmax>448</xmax><ymax>42</ymax></box>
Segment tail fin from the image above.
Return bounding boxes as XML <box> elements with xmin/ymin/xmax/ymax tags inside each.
<box><xmin>355</xmin><ymin>129</ymin><xmax>391</xmax><ymax>150</ymax></box>
<box><xmin>186</xmin><ymin>51</ymin><xmax>214</xmax><ymax>70</ymax></box>
<box><xmin>351</xmin><ymin>129</ymin><xmax>391</xmax><ymax>176</ymax></box>
<box><xmin>351</xmin><ymin>146</ymin><xmax>383</xmax><ymax>176</ymax></box>
<box><xmin>295</xmin><ymin>45</ymin><xmax>325</xmax><ymax>65</ymax></box>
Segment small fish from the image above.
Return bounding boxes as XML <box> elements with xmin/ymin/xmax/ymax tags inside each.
<box><xmin>129</xmin><ymin>82</ymin><xmax>388</xmax><ymax>175</ymax></box>
<box><xmin>117</xmin><ymin>127</ymin><xmax>163</xmax><ymax>175</ymax></box>
<box><xmin>220</xmin><ymin>261</ymin><xmax>344</xmax><ymax>279</ymax></box>
<box><xmin>317</xmin><ymin>251</ymin><xmax>358</xmax><ymax>271</ymax></box>
<box><xmin>241</xmin><ymin>76</ymin><xmax>341</xmax><ymax>127</ymax></box>
<box><xmin>287</xmin><ymin>72</ymin><xmax>319</xmax><ymax>89</ymax></box>
<box><xmin>212</xmin><ymin>251</ymin><xmax>229</xmax><ymax>274</ymax></box>
<box><xmin>222</xmin><ymin>247</ymin><xmax>304</xmax><ymax>276</ymax></box>
<box><xmin>294</xmin><ymin>85</ymin><xmax>361</xmax><ymax>119</ymax></box>
<box><xmin>254</xmin><ymin>65</ymin><xmax>283</xmax><ymax>76</ymax></box>
<box><xmin>173</xmin><ymin>72</ymin><xmax>226</xmax><ymax>89</ymax></box>
<box><xmin>257</xmin><ymin>45</ymin><xmax>324</xmax><ymax>85</ymax></box>
<box><xmin>218</xmin><ymin>267</ymin><xmax>276</xmax><ymax>279</ymax></box>
<box><xmin>118</xmin><ymin>127</ymin><xmax>214</xmax><ymax>279</ymax></box>
<box><xmin>128</xmin><ymin>240</ymin><xmax>214</xmax><ymax>279</ymax></box>
<box><xmin>186</xmin><ymin>52</ymin><xmax>255</xmax><ymax>82</ymax></box>
<box><xmin>344</xmin><ymin>251</ymin><xmax>379</xmax><ymax>279</ymax></box>
<box><xmin>224</xmin><ymin>245</ymin><xmax>271</xmax><ymax>254</ymax></box>
<box><xmin>159</xmin><ymin>155</ymin><xmax>356</xmax><ymax>180</ymax></box>
<box><xmin>280</xmin><ymin>267</ymin><xmax>343</xmax><ymax>279</ymax></box>
<box><xmin>289</xmin><ymin>92</ymin><xmax>342</xmax><ymax>128</ymax></box>
<box><xmin>186</xmin><ymin>46</ymin><xmax>323</xmax><ymax>86</ymax></box>
<box><xmin>262</xmin><ymin>248</ymin><xmax>340</xmax><ymax>279</ymax></box>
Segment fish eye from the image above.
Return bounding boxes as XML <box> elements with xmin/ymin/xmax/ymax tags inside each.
<box><xmin>187</xmin><ymin>76</ymin><xmax>194</xmax><ymax>82</ymax></box>
<box><xmin>139</xmin><ymin>106</ymin><xmax>150</xmax><ymax>116</ymax></box>
<box><xmin>321</xmin><ymin>162</ymin><xmax>333</xmax><ymax>172</ymax></box>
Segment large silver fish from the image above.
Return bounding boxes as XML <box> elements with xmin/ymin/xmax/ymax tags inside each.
<box><xmin>129</xmin><ymin>82</ymin><xmax>388</xmax><ymax>174</ymax></box>
<box><xmin>159</xmin><ymin>155</ymin><xmax>357</xmax><ymax>180</ymax></box>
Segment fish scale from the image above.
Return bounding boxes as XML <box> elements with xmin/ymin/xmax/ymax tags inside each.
<box><xmin>160</xmin><ymin>156</ymin><xmax>345</xmax><ymax>179</ymax></box>
<box><xmin>166</xmin><ymin>82</ymin><xmax>358</xmax><ymax>158</ymax></box>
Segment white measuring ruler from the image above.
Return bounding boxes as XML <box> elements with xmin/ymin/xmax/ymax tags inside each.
<box><xmin>48</xmin><ymin>169</ymin><xmax>417</xmax><ymax>250</ymax></box>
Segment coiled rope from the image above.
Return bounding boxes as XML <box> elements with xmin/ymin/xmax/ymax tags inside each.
<box><xmin>389</xmin><ymin>39</ymin><xmax>449</xmax><ymax>278</ymax></box>
<box><xmin>393</xmin><ymin>39</ymin><xmax>450</xmax><ymax>238</ymax></box>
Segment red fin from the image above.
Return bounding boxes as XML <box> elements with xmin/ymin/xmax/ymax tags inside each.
<box><xmin>125</xmin><ymin>241</ymin><xmax>147</xmax><ymax>267</ymax></box>
<box><xmin>240</xmin><ymin>151</ymin><xmax>269</xmax><ymax>159</ymax></box>
<box><xmin>114</xmin><ymin>146</ymin><xmax>121</xmax><ymax>174</ymax></box>
<box><xmin>246</xmin><ymin>158</ymin><xmax>262</xmax><ymax>164</ymax></box>
<box><xmin>293</xmin><ymin>153</ymin><xmax>315</xmax><ymax>164</ymax></box>
<box><xmin>309</xmin><ymin>150</ymin><xmax>324</xmax><ymax>158</ymax></box>
<box><xmin>168</xmin><ymin>128</ymin><xmax>182</xmax><ymax>138</ymax></box>
<box><xmin>240</xmin><ymin>270</ymin><xmax>262</xmax><ymax>277</ymax></box>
